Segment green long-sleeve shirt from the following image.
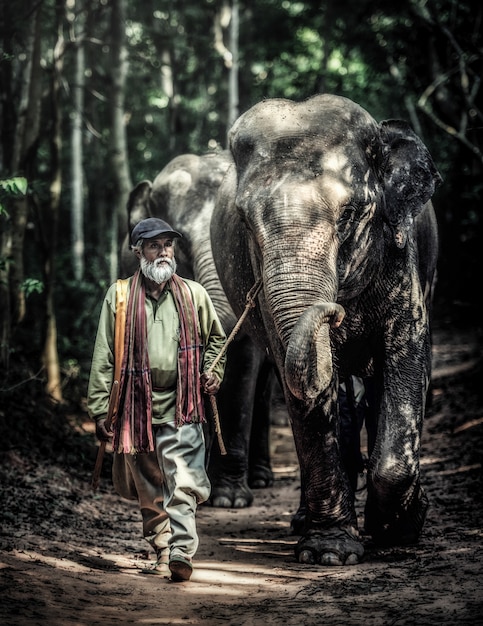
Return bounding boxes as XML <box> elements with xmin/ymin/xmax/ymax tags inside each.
<box><xmin>87</xmin><ymin>275</ymin><xmax>226</xmax><ymax>425</ymax></box>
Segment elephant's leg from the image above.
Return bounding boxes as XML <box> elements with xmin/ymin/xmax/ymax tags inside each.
<box><xmin>338</xmin><ymin>376</ymin><xmax>367</xmax><ymax>493</ymax></box>
<box><xmin>364</xmin><ymin>478</ymin><xmax>428</xmax><ymax>547</ymax></box>
<box><xmin>363</xmin><ymin>387</ymin><xmax>428</xmax><ymax>546</ymax></box>
<box><xmin>290</xmin><ymin>392</ymin><xmax>364</xmax><ymax>566</ymax></box>
<box><xmin>207</xmin><ymin>337</ymin><xmax>263</xmax><ymax>508</ymax></box>
<box><xmin>270</xmin><ymin>374</ymin><xmax>288</xmax><ymax>426</ymax></box>
<box><xmin>290</xmin><ymin>477</ymin><xmax>307</xmax><ymax>536</ymax></box>
<box><xmin>248</xmin><ymin>360</ymin><xmax>275</xmax><ymax>489</ymax></box>
<box><xmin>291</xmin><ymin>377</ymin><xmax>368</xmax><ymax>537</ymax></box>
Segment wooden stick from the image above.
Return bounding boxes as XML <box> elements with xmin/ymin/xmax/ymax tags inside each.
<box><xmin>210</xmin><ymin>395</ymin><xmax>227</xmax><ymax>456</ymax></box>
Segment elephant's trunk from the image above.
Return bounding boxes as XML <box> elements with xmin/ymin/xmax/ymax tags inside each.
<box><xmin>285</xmin><ymin>302</ymin><xmax>345</xmax><ymax>400</ymax></box>
<box><xmin>252</xmin><ymin>188</ymin><xmax>343</xmax><ymax>401</ymax></box>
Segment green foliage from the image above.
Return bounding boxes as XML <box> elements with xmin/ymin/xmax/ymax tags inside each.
<box><xmin>0</xmin><ymin>177</ymin><xmax>28</xmax><ymax>214</ymax></box>
<box><xmin>22</xmin><ymin>278</ymin><xmax>44</xmax><ymax>298</ymax></box>
<box><xmin>0</xmin><ymin>0</ymin><xmax>480</xmax><ymax>402</ymax></box>
<box><xmin>21</xmin><ymin>278</ymin><xmax>44</xmax><ymax>297</ymax></box>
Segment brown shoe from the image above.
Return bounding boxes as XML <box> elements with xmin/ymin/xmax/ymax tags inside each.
<box><xmin>169</xmin><ymin>556</ymin><xmax>193</xmax><ymax>582</ymax></box>
<box><xmin>141</xmin><ymin>548</ymin><xmax>169</xmax><ymax>576</ymax></box>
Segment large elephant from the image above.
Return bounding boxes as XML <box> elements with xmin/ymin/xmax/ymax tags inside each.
<box><xmin>120</xmin><ymin>151</ymin><xmax>276</xmax><ymax>507</ymax></box>
<box><xmin>211</xmin><ymin>93</ymin><xmax>441</xmax><ymax>566</ymax></box>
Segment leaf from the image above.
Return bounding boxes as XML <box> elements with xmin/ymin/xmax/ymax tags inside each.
<box><xmin>0</xmin><ymin>177</ymin><xmax>28</xmax><ymax>196</ymax></box>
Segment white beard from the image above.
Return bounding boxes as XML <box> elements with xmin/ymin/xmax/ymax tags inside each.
<box><xmin>140</xmin><ymin>255</ymin><xmax>177</xmax><ymax>284</ymax></box>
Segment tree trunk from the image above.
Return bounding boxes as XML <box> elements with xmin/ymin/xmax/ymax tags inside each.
<box><xmin>70</xmin><ymin>6</ymin><xmax>86</xmax><ymax>282</ymax></box>
<box><xmin>109</xmin><ymin>0</ymin><xmax>132</xmax><ymax>283</ymax></box>
<box><xmin>214</xmin><ymin>1</ymin><xmax>239</xmax><ymax>143</ymax></box>
<box><xmin>41</xmin><ymin>1</ymin><xmax>65</xmax><ymax>403</ymax></box>
<box><xmin>227</xmin><ymin>0</ymin><xmax>239</xmax><ymax>132</ymax></box>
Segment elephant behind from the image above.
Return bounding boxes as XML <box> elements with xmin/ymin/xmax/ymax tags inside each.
<box><xmin>121</xmin><ymin>151</ymin><xmax>276</xmax><ymax>508</ymax></box>
<box><xmin>211</xmin><ymin>94</ymin><xmax>441</xmax><ymax>566</ymax></box>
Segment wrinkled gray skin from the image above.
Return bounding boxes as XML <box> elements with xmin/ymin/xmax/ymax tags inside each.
<box><xmin>211</xmin><ymin>94</ymin><xmax>441</xmax><ymax>566</ymax></box>
<box><xmin>120</xmin><ymin>151</ymin><xmax>275</xmax><ymax>508</ymax></box>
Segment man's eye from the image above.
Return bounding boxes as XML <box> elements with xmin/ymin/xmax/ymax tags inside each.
<box><xmin>147</xmin><ymin>241</ymin><xmax>172</xmax><ymax>250</ymax></box>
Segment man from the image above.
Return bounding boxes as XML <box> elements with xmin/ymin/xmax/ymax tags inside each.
<box><xmin>87</xmin><ymin>217</ymin><xmax>226</xmax><ymax>582</ymax></box>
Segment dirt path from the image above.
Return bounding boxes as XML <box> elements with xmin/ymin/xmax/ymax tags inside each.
<box><xmin>1</xmin><ymin>325</ymin><xmax>482</xmax><ymax>626</ymax></box>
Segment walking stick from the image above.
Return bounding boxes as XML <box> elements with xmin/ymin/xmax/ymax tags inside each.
<box><xmin>91</xmin><ymin>279</ymin><xmax>128</xmax><ymax>491</ymax></box>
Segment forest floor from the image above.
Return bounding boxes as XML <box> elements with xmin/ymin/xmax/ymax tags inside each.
<box><xmin>0</xmin><ymin>317</ymin><xmax>482</xmax><ymax>626</ymax></box>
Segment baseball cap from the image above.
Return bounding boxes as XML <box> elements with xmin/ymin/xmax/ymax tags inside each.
<box><xmin>130</xmin><ymin>218</ymin><xmax>182</xmax><ymax>245</ymax></box>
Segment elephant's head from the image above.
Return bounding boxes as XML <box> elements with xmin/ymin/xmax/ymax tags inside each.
<box><xmin>119</xmin><ymin>180</ymin><xmax>153</xmax><ymax>277</ymax></box>
<box><xmin>220</xmin><ymin>94</ymin><xmax>440</xmax><ymax>403</ymax></box>
<box><xmin>121</xmin><ymin>151</ymin><xmax>237</xmax><ymax>330</ymax></box>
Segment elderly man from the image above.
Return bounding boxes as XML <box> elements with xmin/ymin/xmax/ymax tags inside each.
<box><xmin>88</xmin><ymin>217</ymin><xmax>226</xmax><ymax>582</ymax></box>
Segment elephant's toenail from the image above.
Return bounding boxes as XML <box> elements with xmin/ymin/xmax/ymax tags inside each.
<box><xmin>320</xmin><ymin>552</ymin><xmax>343</xmax><ymax>566</ymax></box>
<box><xmin>298</xmin><ymin>550</ymin><xmax>315</xmax><ymax>564</ymax></box>
<box><xmin>345</xmin><ymin>553</ymin><xmax>360</xmax><ymax>565</ymax></box>
<box><xmin>233</xmin><ymin>497</ymin><xmax>248</xmax><ymax>508</ymax></box>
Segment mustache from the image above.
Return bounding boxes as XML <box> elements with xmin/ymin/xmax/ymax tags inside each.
<box><xmin>151</xmin><ymin>257</ymin><xmax>175</xmax><ymax>268</ymax></box>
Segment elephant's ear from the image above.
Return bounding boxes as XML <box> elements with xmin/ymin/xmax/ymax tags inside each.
<box><xmin>380</xmin><ymin>120</ymin><xmax>442</xmax><ymax>248</ymax></box>
<box><xmin>127</xmin><ymin>180</ymin><xmax>153</xmax><ymax>231</ymax></box>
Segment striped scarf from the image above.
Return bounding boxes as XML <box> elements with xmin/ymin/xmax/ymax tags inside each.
<box><xmin>113</xmin><ymin>270</ymin><xmax>205</xmax><ymax>454</ymax></box>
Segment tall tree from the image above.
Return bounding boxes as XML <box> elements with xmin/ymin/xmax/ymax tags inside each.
<box><xmin>40</xmin><ymin>0</ymin><xmax>65</xmax><ymax>402</ymax></box>
<box><xmin>108</xmin><ymin>0</ymin><xmax>132</xmax><ymax>282</ymax></box>
<box><xmin>70</xmin><ymin>1</ymin><xmax>87</xmax><ymax>282</ymax></box>
<box><xmin>214</xmin><ymin>0</ymin><xmax>239</xmax><ymax>141</ymax></box>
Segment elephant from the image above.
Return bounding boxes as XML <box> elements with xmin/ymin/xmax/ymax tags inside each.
<box><xmin>211</xmin><ymin>93</ymin><xmax>441</xmax><ymax>566</ymax></box>
<box><xmin>120</xmin><ymin>151</ymin><xmax>276</xmax><ymax>508</ymax></box>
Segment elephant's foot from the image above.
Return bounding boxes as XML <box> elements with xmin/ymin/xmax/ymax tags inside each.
<box><xmin>209</xmin><ymin>478</ymin><xmax>254</xmax><ymax>508</ymax></box>
<box><xmin>364</xmin><ymin>486</ymin><xmax>429</xmax><ymax>547</ymax></box>
<box><xmin>248</xmin><ymin>464</ymin><xmax>274</xmax><ymax>489</ymax></box>
<box><xmin>295</xmin><ymin>526</ymin><xmax>364</xmax><ymax>566</ymax></box>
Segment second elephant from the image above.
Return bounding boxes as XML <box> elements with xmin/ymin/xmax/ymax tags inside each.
<box><xmin>121</xmin><ymin>151</ymin><xmax>276</xmax><ymax>508</ymax></box>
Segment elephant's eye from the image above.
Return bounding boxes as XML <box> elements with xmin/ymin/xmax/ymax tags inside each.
<box><xmin>236</xmin><ymin>203</ymin><xmax>251</xmax><ymax>230</ymax></box>
<box><xmin>338</xmin><ymin>205</ymin><xmax>357</xmax><ymax>225</ymax></box>
<box><xmin>234</xmin><ymin>137</ymin><xmax>254</xmax><ymax>171</ymax></box>
<box><xmin>336</xmin><ymin>204</ymin><xmax>359</xmax><ymax>242</ymax></box>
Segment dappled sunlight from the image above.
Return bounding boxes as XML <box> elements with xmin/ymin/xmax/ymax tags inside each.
<box><xmin>436</xmin><ymin>462</ymin><xmax>481</xmax><ymax>476</ymax></box>
<box><xmin>191</xmin><ymin>562</ymin><xmax>285</xmax><ymax>588</ymax></box>
<box><xmin>218</xmin><ymin>535</ymin><xmax>295</xmax><ymax>558</ymax></box>
<box><xmin>190</xmin><ymin>558</ymin><xmax>357</xmax><ymax>588</ymax></box>
<box><xmin>272</xmin><ymin>464</ymin><xmax>299</xmax><ymax>477</ymax></box>
<box><xmin>5</xmin><ymin>550</ymin><xmax>94</xmax><ymax>574</ymax></box>
<box><xmin>421</xmin><ymin>454</ymin><xmax>481</xmax><ymax>476</ymax></box>
<box><xmin>138</xmin><ymin>617</ymin><xmax>198</xmax><ymax>626</ymax></box>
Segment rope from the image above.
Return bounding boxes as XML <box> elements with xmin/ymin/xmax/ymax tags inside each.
<box><xmin>207</xmin><ymin>277</ymin><xmax>263</xmax><ymax>455</ymax></box>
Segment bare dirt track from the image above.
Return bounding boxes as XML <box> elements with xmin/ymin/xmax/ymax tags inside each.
<box><xmin>1</xmin><ymin>321</ymin><xmax>482</xmax><ymax>626</ymax></box>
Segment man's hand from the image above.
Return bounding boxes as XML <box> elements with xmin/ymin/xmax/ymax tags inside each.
<box><xmin>201</xmin><ymin>372</ymin><xmax>220</xmax><ymax>395</ymax></box>
<box><xmin>95</xmin><ymin>418</ymin><xmax>113</xmax><ymax>442</ymax></box>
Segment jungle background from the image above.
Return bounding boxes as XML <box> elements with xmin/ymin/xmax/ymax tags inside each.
<box><xmin>0</xmin><ymin>1</ymin><xmax>482</xmax><ymax>624</ymax></box>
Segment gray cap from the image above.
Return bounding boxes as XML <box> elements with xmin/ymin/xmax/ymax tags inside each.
<box><xmin>130</xmin><ymin>217</ymin><xmax>182</xmax><ymax>245</ymax></box>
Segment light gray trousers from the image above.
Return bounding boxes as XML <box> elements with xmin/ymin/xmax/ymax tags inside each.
<box><xmin>112</xmin><ymin>422</ymin><xmax>210</xmax><ymax>560</ymax></box>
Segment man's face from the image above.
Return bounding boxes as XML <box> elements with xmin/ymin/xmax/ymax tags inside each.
<box><xmin>137</xmin><ymin>236</ymin><xmax>177</xmax><ymax>284</ymax></box>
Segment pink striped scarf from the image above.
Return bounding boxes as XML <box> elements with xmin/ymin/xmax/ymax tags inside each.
<box><xmin>113</xmin><ymin>271</ymin><xmax>205</xmax><ymax>454</ymax></box>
